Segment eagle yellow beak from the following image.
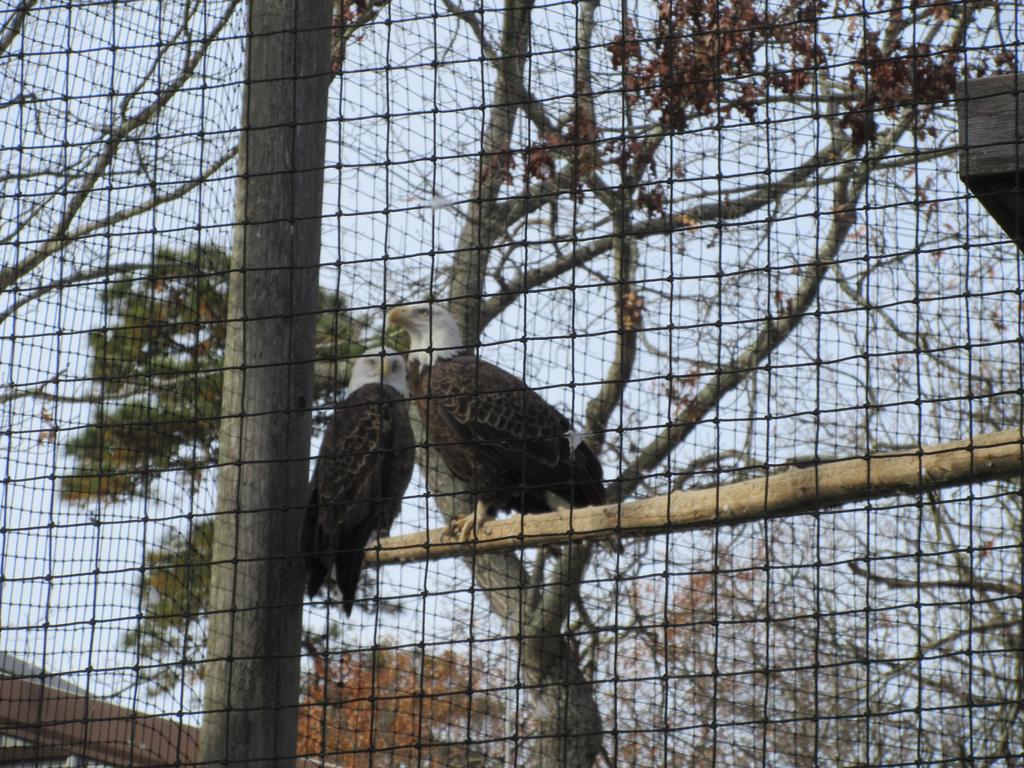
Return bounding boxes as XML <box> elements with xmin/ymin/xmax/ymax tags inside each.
<box><xmin>385</xmin><ymin>307</ymin><xmax>411</xmax><ymax>352</ymax></box>
<box><xmin>386</xmin><ymin>306</ymin><xmax>406</xmax><ymax>328</ymax></box>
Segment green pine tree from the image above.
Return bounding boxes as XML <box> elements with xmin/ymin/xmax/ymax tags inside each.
<box><xmin>62</xmin><ymin>244</ymin><xmax>364</xmax><ymax>696</ymax></box>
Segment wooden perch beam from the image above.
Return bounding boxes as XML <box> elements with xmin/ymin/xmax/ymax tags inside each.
<box><xmin>365</xmin><ymin>428</ymin><xmax>1024</xmax><ymax>566</ymax></box>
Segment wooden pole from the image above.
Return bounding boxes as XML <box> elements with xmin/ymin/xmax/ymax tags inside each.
<box><xmin>198</xmin><ymin>2</ymin><xmax>331</xmax><ymax>766</ymax></box>
<box><xmin>366</xmin><ymin>428</ymin><xmax>1024</xmax><ymax>565</ymax></box>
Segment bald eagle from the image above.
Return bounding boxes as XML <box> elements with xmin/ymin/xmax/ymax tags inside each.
<box><xmin>387</xmin><ymin>303</ymin><xmax>605</xmax><ymax>540</ymax></box>
<box><xmin>301</xmin><ymin>348</ymin><xmax>415</xmax><ymax>613</ymax></box>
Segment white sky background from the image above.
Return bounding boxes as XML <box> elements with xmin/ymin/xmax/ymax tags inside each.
<box><xmin>1</xmin><ymin>0</ymin><xmax>1022</xmax><ymax>758</ymax></box>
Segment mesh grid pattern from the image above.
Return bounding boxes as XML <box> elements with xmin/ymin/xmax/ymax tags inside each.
<box><xmin>1</xmin><ymin>0</ymin><xmax>1022</xmax><ymax>765</ymax></box>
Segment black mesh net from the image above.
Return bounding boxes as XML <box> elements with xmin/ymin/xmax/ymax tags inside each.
<box><xmin>1</xmin><ymin>0</ymin><xmax>1022</xmax><ymax>765</ymax></box>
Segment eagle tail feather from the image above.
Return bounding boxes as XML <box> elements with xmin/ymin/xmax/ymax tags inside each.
<box><xmin>335</xmin><ymin>547</ymin><xmax>367</xmax><ymax>617</ymax></box>
<box><xmin>302</xmin><ymin>488</ymin><xmax>331</xmax><ymax>597</ymax></box>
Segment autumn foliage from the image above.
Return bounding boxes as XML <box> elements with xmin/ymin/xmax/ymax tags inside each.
<box><xmin>297</xmin><ymin>642</ymin><xmax>506</xmax><ymax>766</ymax></box>
<box><xmin>610</xmin><ymin>0</ymin><xmax>825</xmax><ymax>130</ymax></box>
<box><xmin>518</xmin><ymin>0</ymin><xmax>1010</xmax><ymax>192</ymax></box>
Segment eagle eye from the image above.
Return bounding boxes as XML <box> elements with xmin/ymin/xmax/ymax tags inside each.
<box><xmin>416</xmin><ymin>307</ymin><xmax>428</xmax><ymax>315</ymax></box>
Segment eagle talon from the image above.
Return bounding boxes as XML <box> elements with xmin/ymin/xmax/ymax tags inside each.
<box><xmin>449</xmin><ymin>500</ymin><xmax>491</xmax><ymax>543</ymax></box>
<box><xmin>448</xmin><ymin>514</ymin><xmax>478</xmax><ymax>542</ymax></box>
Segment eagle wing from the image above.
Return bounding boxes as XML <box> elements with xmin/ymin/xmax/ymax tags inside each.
<box><xmin>431</xmin><ymin>357</ymin><xmax>565</xmax><ymax>461</ymax></box>
<box><xmin>423</xmin><ymin>356</ymin><xmax>604</xmax><ymax>510</ymax></box>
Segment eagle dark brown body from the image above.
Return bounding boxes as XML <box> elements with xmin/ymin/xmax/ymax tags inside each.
<box><xmin>301</xmin><ymin>383</ymin><xmax>415</xmax><ymax>613</ymax></box>
<box><xmin>408</xmin><ymin>355</ymin><xmax>605</xmax><ymax>515</ymax></box>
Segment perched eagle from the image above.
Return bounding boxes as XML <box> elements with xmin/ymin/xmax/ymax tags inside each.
<box><xmin>387</xmin><ymin>303</ymin><xmax>605</xmax><ymax>540</ymax></box>
<box><xmin>301</xmin><ymin>347</ymin><xmax>415</xmax><ymax>613</ymax></box>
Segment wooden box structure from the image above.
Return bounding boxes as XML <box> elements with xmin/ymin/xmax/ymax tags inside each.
<box><xmin>957</xmin><ymin>73</ymin><xmax>1023</xmax><ymax>252</ymax></box>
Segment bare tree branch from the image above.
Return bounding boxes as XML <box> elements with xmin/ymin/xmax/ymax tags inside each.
<box><xmin>481</xmin><ymin>132</ymin><xmax>851</xmax><ymax>326</ymax></box>
<box><xmin>447</xmin><ymin>0</ymin><xmax>536</xmax><ymax>343</ymax></box>
<box><xmin>0</xmin><ymin>0</ymin><xmax>241</xmax><ymax>294</ymax></box>
<box><xmin>539</xmin><ymin>0</ymin><xmax>610</xmax><ymax>643</ymax></box>
<box><xmin>0</xmin><ymin>385</ymin><xmax>108</xmax><ymax>407</ymax></box>
<box><xmin>609</xmin><ymin>175</ymin><xmax>857</xmax><ymax>501</ymax></box>
<box><xmin>584</xmin><ymin>240</ymin><xmax>640</xmax><ymax>441</ymax></box>
<box><xmin>0</xmin><ymin>0</ymin><xmax>38</xmax><ymax>58</ymax></box>
<box><xmin>442</xmin><ymin>0</ymin><xmax>561</xmax><ymax>138</ymax></box>
<box><xmin>0</xmin><ymin>262</ymin><xmax>149</xmax><ymax>326</ymax></box>
<box><xmin>606</xmin><ymin>72</ymin><xmax>955</xmax><ymax>501</ymax></box>
<box><xmin>848</xmin><ymin>560</ymin><xmax>1022</xmax><ymax>598</ymax></box>
<box><xmin>333</xmin><ymin>0</ymin><xmax>394</xmax><ymax>73</ymax></box>
<box><xmin>74</xmin><ymin>145</ymin><xmax>237</xmax><ymax>244</ymax></box>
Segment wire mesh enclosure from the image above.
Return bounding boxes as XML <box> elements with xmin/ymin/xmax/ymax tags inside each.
<box><xmin>1</xmin><ymin>0</ymin><xmax>1022</xmax><ymax>765</ymax></box>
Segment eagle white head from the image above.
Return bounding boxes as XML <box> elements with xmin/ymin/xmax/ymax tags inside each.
<box><xmin>348</xmin><ymin>346</ymin><xmax>408</xmax><ymax>394</ymax></box>
<box><xmin>386</xmin><ymin>302</ymin><xmax>465</xmax><ymax>367</ymax></box>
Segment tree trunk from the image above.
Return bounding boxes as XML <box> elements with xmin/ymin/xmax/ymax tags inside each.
<box><xmin>421</xmin><ymin>439</ymin><xmax>604</xmax><ymax>767</ymax></box>
<box><xmin>198</xmin><ymin>2</ymin><xmax>331</xmax><ymax>766</ymax></box>
<box><xmin>439</xmin><ymin>0</ymin><xmax>604</xmax><ymax>761</ymax></box>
